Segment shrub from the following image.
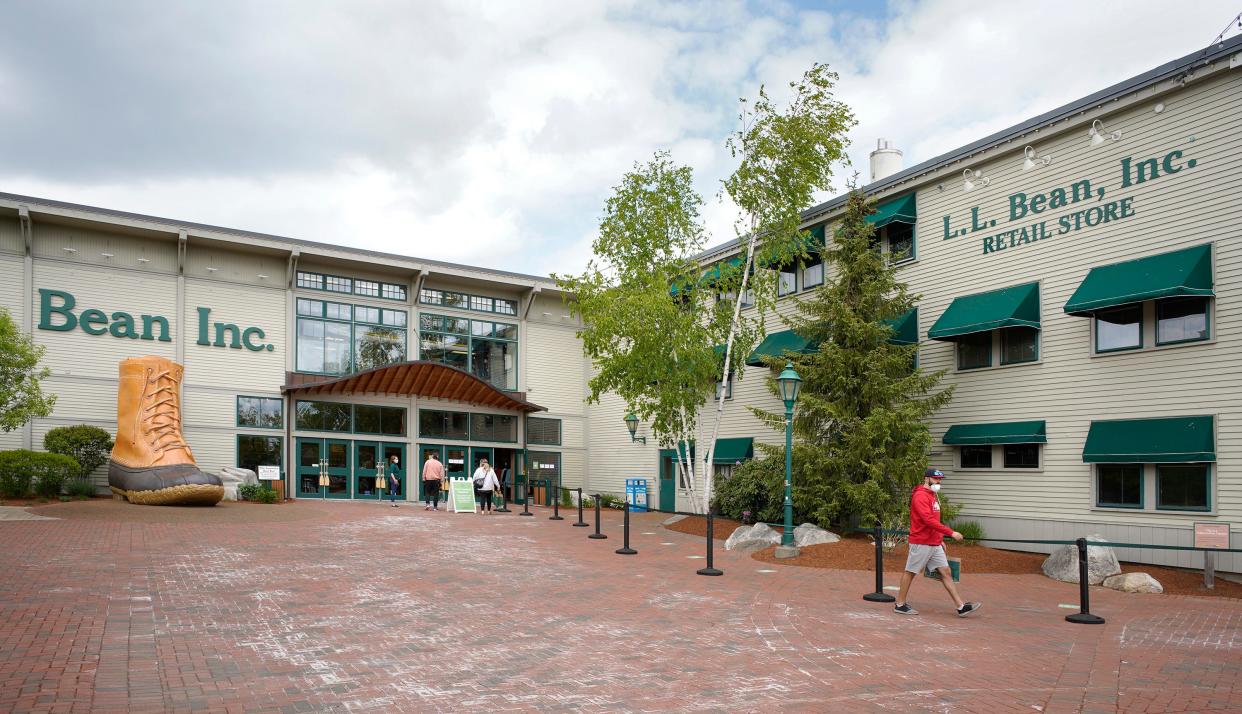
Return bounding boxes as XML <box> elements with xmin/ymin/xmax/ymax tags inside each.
<box><xmin>599</xmin><ymin>493</ymin><xmax>625</xmax><ymax>509</ymax></box>
<box><xmin>952</xmin><ymin>519</ymin><xmax>986</xmax><ymax>543</ymax></box>
<box><xmin>65</xmin><ymin>477</ymin><xmax>98</xmax><ymax>499</ymax></box>
<box><xmin>710</xmin><ymin>457</ymin><xmax>785</xmax><ymax>524</ymax></box>
<box><xmin>237</xmin><ymin>483</ymin><xmax>262</xmax><ymax>501</ymax></box>
<box><xmin>252</xmin><ymin>487</ymin><xmax>279</xmax><ymax>504</ymax></box>
<box><xmin>0</xmin><ymin>450</ymin><xmax>80</xmax><ymax>498</ymax></box>
<box><xmin>43</xmin><ymin>426</ymin><xmax>113</xmax><ymax>479</ymax></box>
<box><xmin>559</xmin><ymin>488</ymin><xmax>574</xmax><ymax>508</ymax></box>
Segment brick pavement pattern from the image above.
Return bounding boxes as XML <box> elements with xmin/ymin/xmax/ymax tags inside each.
<box><xmin>1</xmin><ymin>500</ymin><xmax>1240</xmax><ymax>712</ymax></box>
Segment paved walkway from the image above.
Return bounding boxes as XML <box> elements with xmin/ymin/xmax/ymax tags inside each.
<box><xmin>1</xmin><ymin>500</ymin><xmax>1239</xmax><ymax>712</ymax></box>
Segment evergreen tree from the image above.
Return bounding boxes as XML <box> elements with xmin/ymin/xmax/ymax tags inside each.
<box><xmin>753</xmin><ymin>188</ymin><xmax>953</xmax><ymax>529</ymax></box>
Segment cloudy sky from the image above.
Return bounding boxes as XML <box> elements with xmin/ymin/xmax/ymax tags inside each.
<box><xmin>1</xmin><ymin>0</ymin><xmax>1235</xmax><ymax>276</ymax></box>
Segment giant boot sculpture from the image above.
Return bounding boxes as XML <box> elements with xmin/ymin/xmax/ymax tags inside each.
<box><xmin>108</xmin><ymin>356</ymin><xmax>224</xmax><ymax>506</ymax></box>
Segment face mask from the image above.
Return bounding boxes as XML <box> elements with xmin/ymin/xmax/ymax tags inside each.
<box><xmin>930</xmin><ymin>483</ymin><xmax>941</xmax><ymax>493</ymax></box>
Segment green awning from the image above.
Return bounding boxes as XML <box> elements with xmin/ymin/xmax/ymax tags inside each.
<box><xmin>884</xmin><ymin>308</ymin><xmax>918</xmax><ymax>345</ymax></box>
<box><xmin>928</xmin><ymin>282</ymin><xmax>1041</xmax><ymax>341</ymax></box>
<box><xmin>713</xmin><ymin>437</ymin><xmax>754</xmax><ymax>463</ymax></box>
<box><xmin>1064</xmin><ymin>244</ymin><xmax>1214</xmax><ymax>315</ymax></box>
<box><xmin>1082</xmin><ymin>416</ymin><xmax>1215</xmax><ymax>463</ymax></box>
<box><xmin>944</xmin><ymin>421</ymin><xmax>1047</xmax><ymax>445</ymax></box>
<box><xmin>867</xmin><ymin>194</ymin><xmax>916</xmax><ymax>228</ymax></box>
<box><xmin>745</xmin><ymin>330</ymin><xmax>817</xmax><ymax>367</ymax></box>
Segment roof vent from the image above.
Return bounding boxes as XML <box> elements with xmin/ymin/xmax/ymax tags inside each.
<box><xmin>870</xmin><ymin>138</ymin><xmax>903</xmax><ymax>183</ymax></box>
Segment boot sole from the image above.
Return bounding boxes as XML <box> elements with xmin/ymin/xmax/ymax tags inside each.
<box><xmin>110</xmin><ymin>484</ymin><xmax>224</xmax><ymax>506</ymax></box>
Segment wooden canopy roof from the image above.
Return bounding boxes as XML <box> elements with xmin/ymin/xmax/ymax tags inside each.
<box><xmin>282</xmin><ymin>361</ymin><xmax>546</xmax><ymax>413</ymax></box>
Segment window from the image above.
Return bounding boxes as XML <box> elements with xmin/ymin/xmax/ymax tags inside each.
<box><xmin>297</xmin><ymin>272</ymin><xmax>324</xmax><ymax>290</ymax></box>
<box><xmin>1156</xmin><ymin>464</ymin><xmax>1210</xmax><ymax>511</ymax></box>
<box><xmin>1095</xmin><ymin>304</ymin><xmax>1142</xmax><ymax>352</ymax></box>
<box><xmin>959</xmin><ymin>446</ymin><xmax>992</xmax><ymax>468</ymax></box>
<box><xmin>237</xmin><ymin>396</ymin><xmax>282</xmax><ymax>429</ymax></box>
<box><xmin>713</xmin><ymin>463</ymin><xmax>736</xmax><ymax>483</ymax></box>
<box><xmin>324</xmin><ymin>275</ymin><xmax>353</xmax><ymax>293</ymax></box>
<box><xmin>1000</xmin><ymin>327</ymin><xmax>1039</xmax><ymax>365</ymax></box>
<box><xmin>740</xmin><ymin>288</ymin><xmax>754</xmax><ymax>307</ymax></box>
<box><xmin>777</xmin><ymin>265</ymin><xmax>797</xmax><ymax>297</ymax></box>
<box><xmin>324</xmin><ymin>302</ymin><xmax>351</xmax><ymax>321</ymax></box>
<box><xmin>1097</xmin><ymin>464</ymin><xmax>1142</xmax><ymax>508</ymax></box>
<box><xmin>471</xmin><ymin>295</ymin><xmax>493</xmax><ymax>311</ymax></box>
<box><xmin>295</xmin><ymin>401</ymin><xmax>352</xmax><ymax>432</ymax></box>
<box><xmin>354</xmin><ymin>405</ymin><xmax>406</xmax><ymax>436</ymax></box>
<box><xmin>419</xmin><ymin>410</ymin><xmax>469</xmax><ymax>440</ymax></box>
<box><xmin>956</xmin><ymin>332</ymin><xmax>991</xmax><ymax>370</ymax></box>
<box><xmin>382</xmin><ymin>309</ymin><xmax>406</xmax><ymax>327</ymax></box>
<box><xmin>470</xmin><ymin>413</ymin><xmax>517</xmax><ymax>442</ymax></box>
<box><xmin>526</xmin><ymin>451</ymin><xmax>561</xmax><ymax>481</ymax></box>
<box><xmin>716</xmin><ymin>376</ymin><xmax>734</xmax><ymax>401</ymax></box>
<box><xmin>885</xmin><ymin>222</ymin><xmax>915</xmax><ymax>263</ymax></box>
<box><xmin>296</xmin><ymin>319</ymin><xmax>352</xmax><ymax>375</ymax></box>
<box><xmin>355</xmin><ymin>306</ymin><xmax>380</xmax><ymax>324</ymax></box>
<box><xmin>1156</xmin><ymin>297</ymin><xmax>1209</xmax><ymax>345</ymax></box>
<box><xmin>527</xmin><ymin>417</ymin><xmax>561</xmax><ymax>446</ymax></box>
<box><xmin>443</xmin><ymin>291</ymin><xmax>469</xmax><ymax>309</ymax></box>
<box><xmin>296</xmin><ymin>298</ymin><xmax>322</xmax><ymax>316</ymax></box>
<box><xmin>421</xmin><ymin>314</ymin><xmax>518</xmax><ymax>390</ymax></box>
<box><xmin>801</xmin><ymin>255</ymin><xmax>824</xmax><ymax>289</ymax></box>
<box><xmin>355</xmin><ymin>325</ymin><xmax>406</xmax><ymax>370</ymax></box>
<box><xmin>420</xmin><ymin>288</ymin><xmax>444</xmax><ymax>305</ymax></box>
<box><xmin>237</xmin><ymin>435</ymin><xmax>282</xmax><ymax>478</ymax></box>
<box><xmin>382</xmin><ymin>283</ymin><xmax>407</xmax><ymax>301</ymax></box>
<box><xmin>354</xmin><ymin>280</ymin><xmax>380</xmax><ymax>297</ymax></box>
<box><xmin>297</xmin><ymin>301</ymin><xmax>406</xmax><ymax>375</ymax></box>
<box><xmin>1003</xmin><ymin>444</ymin><xmax>1039</xmax><ymax>468</ymax></box>
<box><xmin>495</xmin><ymin>299</ymin><xmax>517</xmax><ymax>316</ymax></box>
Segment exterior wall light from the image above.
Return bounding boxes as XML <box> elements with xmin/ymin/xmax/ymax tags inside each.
<box><xmin>1088</xmin><ymin>119</ymin><xmax>1121</xmax><ymax>146</ymax></box>
<box><xmin>1022</xmin><ymin>146</ymin><xmax>1052</xmax><ymax>170</ymax></box>
<box><xmin>624</xmin><ymin>413</ymin><xmax>647</xmax><ymax>445</ymax></box>
<box><xmin>963</xmin><ymin>169</ymin><xmax>989</xmax><ymax>192</ymax></box>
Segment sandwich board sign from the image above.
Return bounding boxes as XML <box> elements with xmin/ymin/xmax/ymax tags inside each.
<box><xmin>449</xmin><ymin>478</ymin><xmax>476</xmax><ymax>513</ymax></box>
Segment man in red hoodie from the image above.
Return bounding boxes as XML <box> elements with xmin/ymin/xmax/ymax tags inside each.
<box><xmin>894</xmin><ymin>468</ymin><xmax>981</xmax><ymax>617</ymax></box>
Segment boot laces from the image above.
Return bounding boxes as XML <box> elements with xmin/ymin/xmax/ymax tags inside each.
<box><xmin>143</xmin><ymin>369</ymin><xmax>190</xmax><ymax>454</ymax></box>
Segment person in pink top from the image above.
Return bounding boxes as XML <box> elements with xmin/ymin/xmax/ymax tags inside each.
<box><xmin>894</xmin><ymin>469</ymin><xmax>981</xmax><ymax>617</ymax></box>
<box><xmin>422</xmin><ymin>452</ymin><xmax>445</xmax><ymax>511</ymax></box>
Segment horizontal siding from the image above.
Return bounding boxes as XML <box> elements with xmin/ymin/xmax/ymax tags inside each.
<box><xmin>185</xmin><ymin>244</ymin><xmax>288</xmax><ymax>290</ymax></box>
<box><xmin>0</xmin><ymin>214</ymin><xmax>21</xmax><ymax>255</ymax></box>
<box><xmin>32</xmin><ymin>221</ymin><xmax>177</xmax><ymax>275</ymax></box>
<box><xmin>0</xmin><ymin>254</ymin><xmax>24</xmax><ymax>327</ymax></box>
<box><xmin>523</xmin><ymin>321</ymin><xmax>587</xmax><ymax>416</ymax></box>
<box><xmin>183</xmin><ymin>279</ymin><xmax>287</xmax><ymax>392</ymax></box>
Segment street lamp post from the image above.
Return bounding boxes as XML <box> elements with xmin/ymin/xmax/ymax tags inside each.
<box><xmin>774</xmin><ymin>363</ymin><xmax>802</xmax><ymax>559</ymax></box>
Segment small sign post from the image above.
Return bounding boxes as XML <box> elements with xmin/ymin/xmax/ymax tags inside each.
<box><xmin>257</xmin><ymin>465</ymin><xmax>280</xmax><ymax>481</ymax></box>
<box><xmin>1194</xmin><ymin>522</ymin><xmax>1231</xmax><ymax>589</ymax></box>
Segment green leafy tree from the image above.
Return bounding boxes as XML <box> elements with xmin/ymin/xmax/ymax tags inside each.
<box><xmin>0</xmin><ymin>308</ymin><xmax>55</xmax><ymax>432</ymax></box>
<box><xmin>753</xmin><ymin>188</ymin><xmax>953</xmax><ymax>530</ymax></box>
<box><xmin>44</xmin><ymin>425</ymin><xmax>114</xmax><ymax>479</ymax></box>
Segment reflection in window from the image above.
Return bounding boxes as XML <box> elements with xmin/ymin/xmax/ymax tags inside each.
<box><xmin>1002</xmin><ymin>443</ymin><xmax>1039</xmax><ymax>468</ymax></box>
<box><xmin>1156</xmin><ymin>298</ymin><xmax>1209</xmax><ymax>345</ymax></box>
<box><xmin>237</xmin><ymin>396</ymin><xmax>283</xmax><ymax>429</ymax></box>
<box><xmin>1000</xmin><ymin>328</ymin><xmax>1039</xmax><ymax>365</ymax></box>
<box><xmin>1095</xmin><ymin>304</ymin><xmax>1142</xmax><ymax>352</ymax></box>
<box><xmin>959</xmin><ymin>446</ymin><xmax>992</xmax><ymax>468</ymax></box>
<box><xmin>886</xmin><ymin>222</ymin><xmax>914</xmax><ymax>263</ymax></box>
<box><xmin>1156</xmin><ymin>464</ymin><xmax>1210</xmax><ymax>511</ymax></box>
<box><xmin>237</xmin><ymin>435</ymin><xmax>282</xmax><ymax>477</ymax></box>
<box><xmin>956</xmin><ymin>332</ymin><xmax>991</xmax><ymax>370</ymax></box>
<box><xmin>1097</xmin><ymin>464</ymin><xmax>1142</xmax><ymax>508</ymax></box>
<box><xmin>355</xmin><ymin>326</ymin><xmax>407</xmax><ymax>371</ymax></box>
<box><xmin>296</xmin><ymin>401</ymin><xmax>352</xmax><ymax>432</ymax></box>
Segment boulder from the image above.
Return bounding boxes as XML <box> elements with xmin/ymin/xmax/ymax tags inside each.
<box><xmin>662</xmin><ymin>514</ymin><xmax>687</xmax><ymax>526</ymax></box>
<box><xmin>725</xmin><ymin>523</ymin><xmax>781</xmax><ymax>552</ymax></box>
<box><xmin>794</xmin><ymin>523</ymin><xmax>841</xmax><ymax>547</ymax></box>
<box><xmin>1041</xmin><ymin>534</ymin><xmax>1122</xmax><ymax>585</ymax></box>
<box><xmin>220</xmin><ymin>466</ymin><xmax>258</xmax><ymax>485</ymax></box>
<box><xmin>1103</xmin><ymin>572</ymin><xmax>1163</xmax><ymax>594</ymax></box>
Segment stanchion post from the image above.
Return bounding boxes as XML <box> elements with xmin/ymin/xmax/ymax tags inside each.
<box><xmin>573</xmin><ymin>487</ymin><xmax>588</xmax><ymax>527</ymax></box>
<box><xmin>496</xmin><ymin>476</ymin><xmax>510</xmax><ymax>513</ymax></box>
<box><xmin>615</xmin><ymin>501</ymin><xmax>636</xmax><ymax>555</ymax></box>
<box><xmin>697</xmin><ymin>511</ymin><xmax>723</xmax><ymax>576</ymax></box>
<box><xmin>550</xmin><ymin>481</ymin><xmax>564</xmax><ymax>521</ymax></box>
<box><xmin>1066</xmin><ymin>537</ymin><xmax>1106</xmax><ymax>624</ymax></box>
<box><xmin>863</xmin><ymin>524</ymin><xmax>896</xmax><ymax>602</ymax></box>
<box><xmin>588</xmin><ymin>494</ymin><xmax>608</xmax><ymax>539</ymax></box>
<box><xmin>519</xmin><ymin>474</ymin><xmax>533</xmax><ymax>516</ymax></box>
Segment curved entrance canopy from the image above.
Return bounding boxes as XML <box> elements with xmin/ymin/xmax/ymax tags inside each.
<box><xmin>283</xmin><ymin>361</ymin><xmax>546</xmax><ymax>413</ymax></box>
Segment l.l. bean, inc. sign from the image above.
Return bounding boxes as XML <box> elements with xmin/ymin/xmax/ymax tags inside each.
<box><xmin>37</xmin><ymin>288</ymin><xmax>275</xmax><ymax>352</ymax></box>
<box><xmin>942</xmin><ymin>146</ymin><xmax>1201</xmax><ymax>256</ymax></box>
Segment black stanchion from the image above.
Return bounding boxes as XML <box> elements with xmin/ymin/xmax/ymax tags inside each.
<box><xmin>863</xmin><ymin>524</ymin><xmax>896</xmax><ymax>602</ymax></box>
<box><xmin>550</xmin><ymin>485</ymin><xmax>564</xmax><ymax>521</ymax></box>
<box><xmin>1066</xmin><ymin>537</ymin><xmax>1106</xmax><ymax>625</ymax></box>
<box><xmin>519</xmin><ymin>476</ymin><xmax>533</xmax><ymax>517</ymax></box>
<box><xmin>696</xmin><ymin>511</ymin><xmax>723</xmax><ymax>576</ymax></box>
<box><xmin>573</xmin><ymin>487</ymin><xmax>588</xmax><ymax>527</ymax></box>
<box><xmin>588</xmin><ymin>494</ymin><xmax>608</xmax><ymax>539</ymax></box>
<box><xmin>496</xmin><ymin>481</ymin><xmax>510</xmax><ymax>513</ymax></box>
<box><xmin>615</xmin><ymin>501</ymin><xmax>636</xmax><ymax>554</ymax></box>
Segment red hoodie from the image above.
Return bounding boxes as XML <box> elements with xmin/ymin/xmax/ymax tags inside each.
<box><xmin>908</xmin><ymin>485</ymin><xmax>955</xmax><ymax>546</ymax></box>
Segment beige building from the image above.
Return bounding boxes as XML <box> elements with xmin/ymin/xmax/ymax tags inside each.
<box><xmin>1</xmin><ymin>37</ymin><xmax>1239</xmax><ymax>571</ymax></box>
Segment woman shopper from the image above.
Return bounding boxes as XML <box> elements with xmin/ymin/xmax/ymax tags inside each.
<box><xmin>386</xmin><ymin>454</ymin><xmax>402</xmax><ymax>508</ymax></box>
<box><xmin>473</xmin><ymin>459</ymin><xmax>500</xmax><ymax>514</ymax></box>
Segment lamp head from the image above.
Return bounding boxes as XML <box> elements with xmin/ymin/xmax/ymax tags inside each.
<box><xmin>624</xmin><ymin>412</ymin><xmax>639</xmax><ymax>437</ymax></box>
<box><xmin>776</xmin><ymin>362</ymin><xmax>802</xmax><ymax>407</ymax></box>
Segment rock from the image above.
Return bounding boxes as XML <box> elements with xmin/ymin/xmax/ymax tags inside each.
<box><xmin>1041</xmin><ymin>534</ymin><xmax>1122</xmax><ymax>585</ymax></box>
<box><xmin>1103</xmin><ymin>572</ymin><xmax>1163</xmax><ymax>594</ymax></box>
<box><xmin>220</xmin><ymin>466</ymin><xmax>257</xmax><ymax>485</ymax></box>
<box><xmin>794</xmin><ymin>522</ymin><xmax>841</xmax><ymax>547</ymax></box>
<box><xmin>725</xmin><ymin>523</ymin><xmax>781</xmax><ymax>552</ymax></box>
<box><xmin>662</xmin><ymin>514</ymin><xmax>687</xmax><ymax>526</ymax></box>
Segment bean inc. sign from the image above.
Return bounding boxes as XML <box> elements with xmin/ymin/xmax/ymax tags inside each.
<box><xmin>37</xmin><ymin>289</ymin><xmax>275</xmax><ymax>352</ymax></box>
<box><xmin>942</xmin><ymin>146</ymin><xmax>1200</xmax><ymax>256</ymax></box>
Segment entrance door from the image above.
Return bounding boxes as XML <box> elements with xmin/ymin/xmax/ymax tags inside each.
<box><xmin>382</xmin><ymin>443</ymin><xmax>406</xmax><ymax>500</ymax></box>
<box><xmin>444</xmin><ymin>446</ymin><xmax>468</xmax><ymax>481</ymax></box>
<box><xmin>355</xmin><ymin>441</ymin><xmax>381</xmax><ymax>499</ymax></box>
<box><xmin>418</xmin><ymin>444</ymin><xmax>444</xmax><ymax>502</ymax></box>
<box><xmin>492</xmin><ymin>448</ymin><xmax>517</xmax><ymax>505</ymax></box>
<box><xmin>324</xmin><ymin>439</ymin><xmax>351</xmax><ymax>499</ymax></box>
<box><xmin>658</xmin><ymin>449</ymin><xmax>677</xmax><ymax>512</ymax></box>
<box><xmin>297</xmin><ymin>438</ymin><xmax>324</xmax><ymax>498</ymax></box>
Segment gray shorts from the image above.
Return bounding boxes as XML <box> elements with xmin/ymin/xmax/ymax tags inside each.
<box><xmin>905</xmin><ymin>543</ymin><xmax>949</xmax><ymax>574</ymax></box>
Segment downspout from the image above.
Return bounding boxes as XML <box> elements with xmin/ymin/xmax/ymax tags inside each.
<box><xmin>19</xmin><ymin>206</ymin><xmax>32</xmax><ymax>450</ymax></box>
<box><xmin>176</xmin><ymin>231</ymin><xmax>187</xmax><ymax>364</ymax></box>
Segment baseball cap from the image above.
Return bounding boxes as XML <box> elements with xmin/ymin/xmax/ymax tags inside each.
<box><xmin>924</xmin><ymin>468</ymin><xmax>946</xmax><ymax>479</ymax></box>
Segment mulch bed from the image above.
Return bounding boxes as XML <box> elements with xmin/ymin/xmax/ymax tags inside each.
<box><xmin>666</xmin><ymin>516</ymin><xmax>1242</xmax><ymax>600</ymax></box>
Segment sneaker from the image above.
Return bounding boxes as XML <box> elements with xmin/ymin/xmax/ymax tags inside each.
<box><xmin>893</xmin><ymin>603</ymin><xmax>918</xmax><ymax>615</ymax></box>
<box><xmin>957</xmin><ymin>602</ymin><xmax>981</xmax><ymax>617</ymax></box>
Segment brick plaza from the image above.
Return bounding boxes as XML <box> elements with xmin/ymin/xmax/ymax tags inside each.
<box><xmin>1</xmin><ymin>500</ymin><xmax>1239</xmax><ymax>713</ymax></box>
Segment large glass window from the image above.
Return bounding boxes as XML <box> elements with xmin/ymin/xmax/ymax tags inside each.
<box><xmin>1003</xmin><ymin>444</ymin><xmax>1039</xmax><ymax>468</ymax></box>
<box><xmin>297</xmin><ymin>301</ymin><xmax>407</xmax><ymax>375</ymax></box>
<box><xmin>1097</xmin><ymin>464</ymin><xmax>1142</xmax><ymax>508</ymax></box>
<box><xmin>296</xmin><ymin>319</ymin><xmax>353</xmax><ymax>375</ymax></box>
<box><xmin>959</xmin><ymin>446</ymin><xmax>992</xmax><ymax>468</ymax></box>
<box><xmin>354</xmin><ymin>405</ymin><xmax>406</xmax><ymax>436</ymax></box>
<box><xmin>419</xmin><ymin>410</ymin><xmax>469</xmax><ymax>440</ymax></box>
<box><xmin>1095</xmin><ymin>304</ymin><xmax>1142</xmax><ymax>352</ymax></box>
<box><xmin>527</xmin><ymin>417</ymin><xmax>562</xmax><ymax>446</ymax></box>
<box><xmin>237</xmin><ymin>435</ymin><xmax>282</xmax><ymax>477</ymax></box>
<box><xmin>1000</xmin><ymin>328</ymin><xmax>1039</xmax><ymax>365</ymax></box>
<box><xmin>527</xmin><ymin>451</ymin><xmax>561</xmax><ymax>481</ymax></box>
<box><xmin>1156</xmin><ymin>298</ymin><xmax>1209</xmax><ymax>345</ymax></box>
<box><xmin>355</xmin><ymin>326</ymin><xmax>407</xmax><ymax>371</ymax></box>
<box><xmin>421</xmin><ymin>314</ymin><xmax>517</xmax><ymax>389</ymax></box>
<box><xmin>1156</xmin><ymin>464</ymin><xmax>1210</xmax><ymax>511</ymax></box>
<box><xmin>956</xmin><ymin>332</ymin><xmax>991</xmax><ymax>370</ymax></box>
<box><xmin>470</xmin><ymin>413</ymin><xmax>517</xmax><ymax>443</ymax></box>
<box><xmin>237</xmin><ymin>396</ymin><xmax>283</xmax><ymax>429</ymax></box>
<box><xmin>324</xmin><ymin>275</ymin><xmax>353</xmax><ymax>294</ymax></box>
<box><xmin>295</xmin><ymin>401</ymin><xmax>352</xmax><ymax>432</ymax></box>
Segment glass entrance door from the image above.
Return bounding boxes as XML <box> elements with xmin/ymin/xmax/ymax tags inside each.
<box><xmin>418</xmin><ymin>444</ymin><xmax>444</xmax><ymax>502</ymax></box>
<box><xmin>659</xmin><ymin>449</ymin><xmax>677</xmax><ymax>512</ymax></box>
<box><xmin>444</xmin><ymin>446</ymin><xmax>468</xmax><ymax>480</ymax></box>
<box><xmin>324</xmin><ymin>439</ymin><xmax>351</xmax><ymax>499</ymax></box>
<box><xmin>382</xmin><ymin>443</ymin><xmax>406</xmax><ymax>501</ymax></box>
<box><xmin>297</xmin><ymin>438</ymin><xmax>324</xmax><ymax>498</ymax></box>
<box><xmin>355</xmin><ymin>441</ymin><xmax>381</xmax><ymax>499</ymax></box>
